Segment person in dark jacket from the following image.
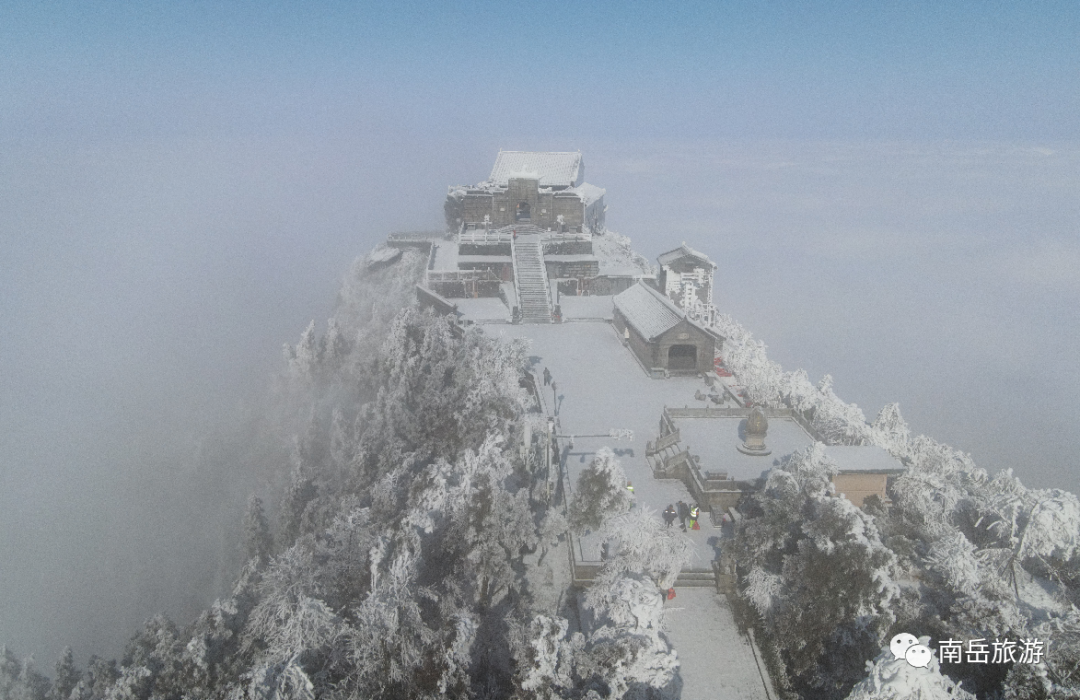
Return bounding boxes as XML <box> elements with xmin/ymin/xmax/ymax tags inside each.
<box><xmin>662</xmin><ymin>504</ymin><xmax>677</xmax><ymax>527</ymax></box>
<box><xmin>677</xmin><ymin>501</ymin><xmax>690</xmax><ymax>531</ymax></box>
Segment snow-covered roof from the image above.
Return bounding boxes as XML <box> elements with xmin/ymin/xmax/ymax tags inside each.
<box><xmin>676</xmin><ymin>416</ymin><xmax>816</xmax><ymax>481</ymax></box>
<box><xmin>657</xmin><ymin>243</ymin><xmax>717</xmax><ymax>269</ymax></box>
<box><xmin>488</xmin><ymin>151</ymin><xmax>583</xmax><ymax>188</ymax></box>
<box><xmin>823</xmin><ymin>445</ymin><xmax>905</xmax><ymax>473</ymax></box>
<box><xmin>613</xmin><ymin>282</ymin><xmax>687</xmax><ymax>340</ymax></box>
<box><xmin>568</xmin><ymin>182</ymin><xmax>605</xmax><ymax>205</ymax></box>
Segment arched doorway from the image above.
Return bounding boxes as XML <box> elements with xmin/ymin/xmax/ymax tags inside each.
<box><xmin>667</xmin><ymin>344</ymin><xmax>697</xmax><ymax>371</ymax></box>
<box><xmin>516</xmin><ymin>201</ymin><xmax>531</xmax><ymax>221</ymax></box>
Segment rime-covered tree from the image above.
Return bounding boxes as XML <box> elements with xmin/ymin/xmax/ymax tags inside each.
<box><xmin>0</xmin><ymin>647</ymin><xmax>50</xmax><ymax>700</ymax></box>
<box><xmin>735</xmin><ymin>443</ymin><xmax>900</xmax><ymax>698</ymax></box>
<box><xmin>508</xmin><ymin>507</ymin><xmax>691</xmax><ymax>700</ymax></box>
<box><xmin>243</xmin><ymin>495</ymin><xmax>274</xmax><ymax>564</ymax></box>
<box><xmin>568</xmin><ymin>447</ymin><xmax>633</xmax><ymax>534</ymax></box>
<box><xmin>844</xmin><ymin>640</ymin><xmax>975</xmax><ymax>700</ymax></box>
<box><xmin>50</xmin><ymin>647</ymin><xmax>79</xmax><ymax>700</ymax></box>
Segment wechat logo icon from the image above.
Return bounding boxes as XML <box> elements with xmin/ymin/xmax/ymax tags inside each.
<box><xmin>891</xmin><ymin>633</ymin><xmax>933</xmax><ymax>668</ymax></box>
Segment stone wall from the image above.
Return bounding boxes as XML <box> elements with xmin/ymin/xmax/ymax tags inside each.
<box><xmin>459</xmin><ymin>191</ymin><xmax>494</xmax><ymax>226</ymax></box>
<box><xmin>545</xmin><ymin>259</ymin><xmax>600</xmax><ymax>279</ymax></box>
<box><xmin>447</xmin><ymin>179</ymin><xmax>588</xmax><ymax>230</ymax></box>
<box><xmin>585</xmin><ymin>275</ymin><xmax>645</xmax><ymax>295</ymax></box>
<box><xmin>832</xmin><ymin>472</ymin><xmax>890</xmax><ymax>508</ymax></box>
<box><xmin>415</xmin><ymin>285</ymin><xmax>458</xmax><ymax>315</ymax></box>
<box><xmin>459</xmin><ymin>242</ymin><xmax>511</xmax><ymax>256</ymax></box>
<box><xmin>427</xmin><ymin>278</ymin><xmax>502</xmax><ymax>298</ymax></box>
<box><xmin>613</xmin><ymin>309</ymin><xmax>664</xmax><ymax>377</ymax></box>
<box><xmin>543</xmin><ymin>240</ymin><xmax>593</xmax><ymax>255</ymax></box>
<box><xmin>551</xmin><ymin>191</ymin><xmax>586</xmax><ymax>228</ymax></box>
<box><xmin>583</xmin><ymin>195</ymin><xmax>605</xmax><ymax>232</ymax></box>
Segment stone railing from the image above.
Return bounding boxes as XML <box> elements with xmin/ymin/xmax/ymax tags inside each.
<box><xmin>387</xmin><ymin>230</ymin><xmax>444</xmax><ymax>247</ymax></box>
<box><xmin>458</xmin><ymin>228</ymin><xmax>513</xmax><ymax>244</ymax></box>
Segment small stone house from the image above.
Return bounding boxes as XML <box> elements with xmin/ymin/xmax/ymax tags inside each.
<box><xmin>613</xmin><ymin>282</ymin><xmax>720</xmax><ymax>377</ymax></box>
<box><xmin>823</xmin><ymin>445</ymin><xmax>905</xmax><ymax>507</ymax></box>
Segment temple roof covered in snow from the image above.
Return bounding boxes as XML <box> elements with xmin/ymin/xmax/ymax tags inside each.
<box><xmin>568</xmin><ymin>182</ymin><xmax>606</xmax><ymax>205</ymax></box>
<box><xmin>487</xmin><ymin>151</ymin><xmax>583</xmax><ymax>188</ymax></box>
<box><xmin>613</xmin><ymin>282</ymin><xmax>687</xmax><ymax>340</ymax></box>
<box><xmin>657</xmin><ymin>243</ymin><xmax>717</xmax><ymax>269</ymax></box>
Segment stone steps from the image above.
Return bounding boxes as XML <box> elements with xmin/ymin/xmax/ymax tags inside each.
<box><xmin>512</xmin><ymin>234</ymin><xmax>553</xmax><ymax>323</ymax></box>
<box><xmin>674</xmin><ymin>568</ymin><xmax>718</xmax><ymax>588</ymax></box>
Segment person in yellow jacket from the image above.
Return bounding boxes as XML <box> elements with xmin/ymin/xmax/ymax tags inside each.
<box><xmin>689</xmin><ymin>504</ymin><xmax>700</xmax><ymax>530</ymax></box>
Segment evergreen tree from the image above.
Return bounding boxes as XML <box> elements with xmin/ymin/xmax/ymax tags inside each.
<box><xmin>568</xmin><ymin>448</ymin><xmax>632</xmax><ymax>534</ymax></box>
<box><xmin>50</xmin><ymin>648</ymin><xmax>79</xmax><ymax>700</ymax></box>
<box><xmin>243</xmin><ymin>495</ymin><xmax>273</xmax><ymax>563</ymax></box>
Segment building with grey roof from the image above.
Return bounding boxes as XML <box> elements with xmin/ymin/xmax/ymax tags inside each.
<box><xmin>486</xmin><ymin>151</ymin><xmax>584</xmax><ymax>189</ymax></box>
<box><xmin>612</xmin><ymin>282</ymin><xmax>721</xmax><ymax>377</ymax></box>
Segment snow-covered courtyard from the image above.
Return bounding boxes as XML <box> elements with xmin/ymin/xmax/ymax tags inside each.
<box><xmin>490</xmin><ymin>321</ymin><xmax>720</xmax><ymax>561</ymax></box>
<box><xmin>490</xmin><ymin>320</ymin><xmax>776</xmax><ymax>700</ymax></box>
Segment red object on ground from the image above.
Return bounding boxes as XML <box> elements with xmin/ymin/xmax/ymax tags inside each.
<box><xmin>692</xmin><ymin>522</ymin><xmax>701</xmax><ymax>530</ymax></box>
<box><xmin>667</xmin><ymin>588</ymin><xmax>676</xmax><ymax>600</ymax></box>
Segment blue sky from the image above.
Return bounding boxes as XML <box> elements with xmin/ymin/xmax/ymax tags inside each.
<box><xmin>1</xmin><ymin>0</ymin><xmax>1078</xmax><ymax>668</ymax></box>
<box><xmin>3</xmin><ymin>1</ymin><xmax>1079</xmax><ymax>143</ymax></box>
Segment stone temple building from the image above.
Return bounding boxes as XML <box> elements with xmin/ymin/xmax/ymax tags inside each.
<box><xmin>612</xmin><ymin>282</ymin><xmax>718</xmax><ymax>377</ymax></box>
<box><xmin>445</xmin><ymin>151</ymin><xmax>606</xmax><ymax>233</ymax></box>
<box><xmin>403</xmin><ymin>150</ymin><xmax>649</xmax><ymax>325</ymax></box>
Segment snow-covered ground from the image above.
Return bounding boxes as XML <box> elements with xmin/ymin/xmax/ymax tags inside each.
<box><xmin>558</xmin><ymin>294</ymin><xmax>615</xmax><ymax>321</ymax></box>
<box><xmin>662</xmin><ymin>588</ymin><xmax>772</xmax><ymax>700</ymax></box>
<box><xmin>431</xmin><ymin>241</ymin><xmax>459</xmax><ymax>270</ymax></box>
<box><xmin>491</xmin><ymin>322</ymin><xmax>719</xmax><ymax>561</ymax></box>
<box><xmin>455</xmin><ymin>297</ymin><xmax>512</xmax><ymax>322</ymax></box>
<box><xmin>490</xmin><ymin>321</ymin><xmax>777</xmax><ymax>700</ymax></box>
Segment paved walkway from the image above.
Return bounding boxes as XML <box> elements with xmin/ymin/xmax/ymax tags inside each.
<box><xmin>663</xmin><ymin>589</ymin><xmax>772</xmax><ymax>700</ymax></box>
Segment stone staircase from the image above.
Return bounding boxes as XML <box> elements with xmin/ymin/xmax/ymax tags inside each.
<box><xmin>674</xmin><ymin>567</ymin><xmax>717</xmax><ymax>588</ymax></box>
<box><xmin>511</xmin><ymin>232</ymin><xmax>553</xmax><ymax>323</ymax></box>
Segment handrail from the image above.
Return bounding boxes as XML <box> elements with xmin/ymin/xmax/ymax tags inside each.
<box><xmin>426</xmin><ymin>270</ymin><xmax>499</xmax><ymax>282</ymax></box>
<box><xmin>459</xmin><ymin>229</ymin><xmax>513</xmax><ymax>244</ymax></box>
